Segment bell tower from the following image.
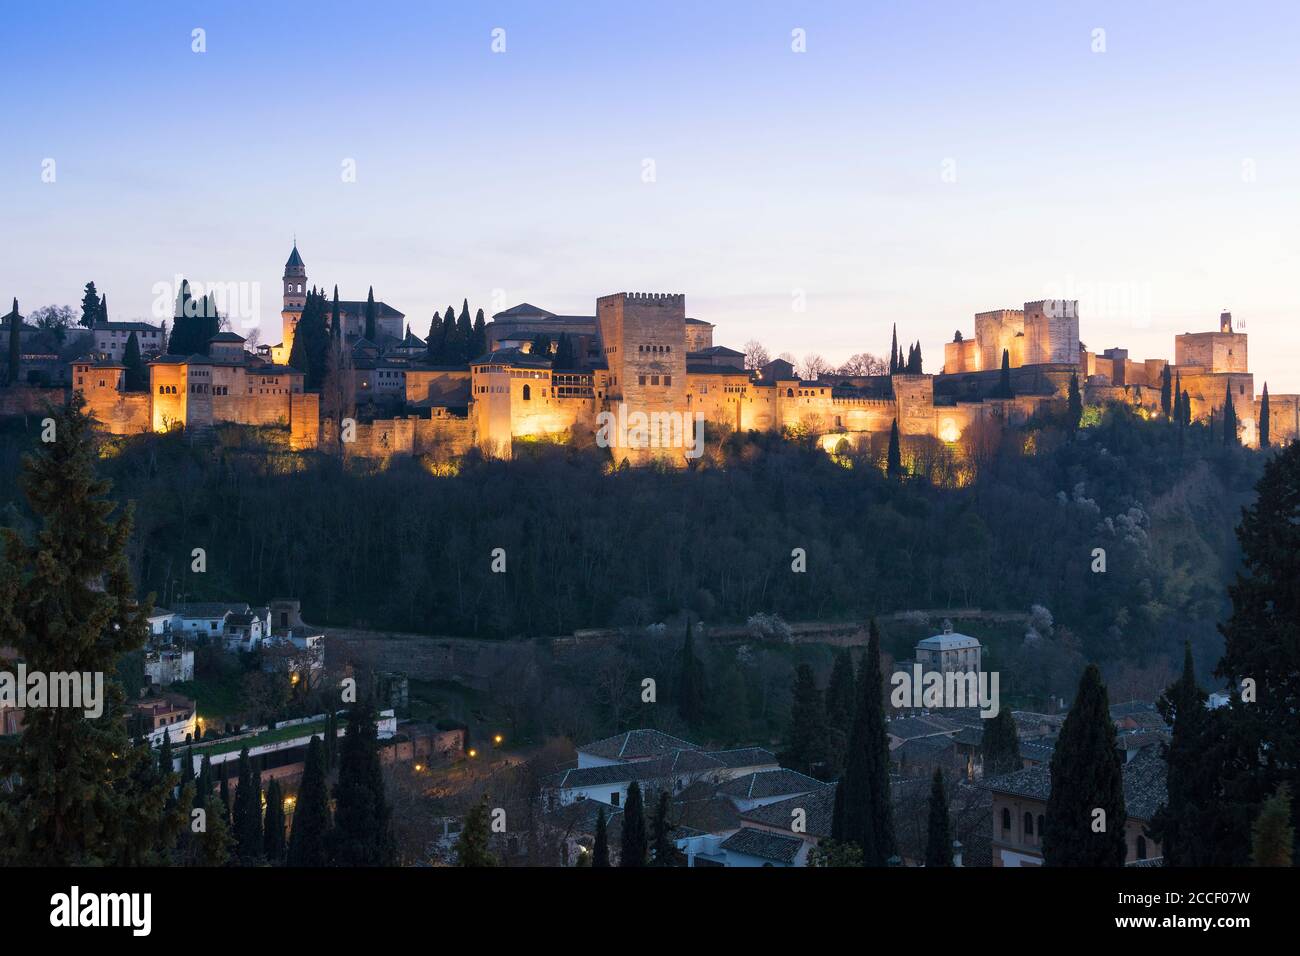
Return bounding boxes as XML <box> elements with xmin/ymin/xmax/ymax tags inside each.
<box><xmin>280</xmin><ymin>242</ymin><xmax>307</xmax><ymax>361</ymax></box>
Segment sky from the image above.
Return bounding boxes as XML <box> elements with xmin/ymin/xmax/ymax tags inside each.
<box><xmin>3</xmin><ymin>0</ymin><xmax>1298</xmax><ymax>389</ymax></box>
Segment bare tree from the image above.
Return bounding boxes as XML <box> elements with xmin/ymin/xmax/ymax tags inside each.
<box><xmin>837</xmin><ymin>352</ymin><xmax>888</xmax><ymax>376</ymax></box>
<box><xmin>742</xmin><ymin>339</ymin><xmax>771</xmax><ymax>371</ymax></box>
<box><xmin>798</xmin><ymin>353</ymin><xmax>831</xmax><ymax>381</ymax></box>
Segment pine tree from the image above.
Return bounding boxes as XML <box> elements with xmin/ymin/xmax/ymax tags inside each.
<box><xmin>619</xmin><ymin>781</ymin><xmax>648</xmax><ymax>866</ymax></box>
<box><xmin>925</xmin><ymin>768</ymin><xmax>953</xmax><ymax>867</ymax></box>
<box><xmin>231</xmin><ymin>748</ymin><xmax>263</xmax><ymax>865</ymax></box>
<box><xmin>0</xmin><ymin>394</ymin><xmax>181</xmax><ymax>864</ymax></box>
<box><xmin>1042</xmin><ymin>664</ymin><xmax>1126</xmax><ymax>866</ymax></box>
<box><xmin>454</xmin><ymin>794</ymin><xmax>499</xmax><ymax>866</ymax></box>
<box><xmin>677</xmin><ymin>620</ymin><xmax>706</xmax><ymax>728</ymax></box>
<box><xmin>592</xmin><ymin>806</ymin><xmax>610</xmax><ymax>867</ymax></box>
<box><xmin>287</xmin><ymin>736</ymin><xmax>330</xmax><ymax>866</ymax></box>
<box><xmin>887</xmin><ymin>419</ymin><xmax>903</xmax><ymax>478</ymax></box>
<box><xmin>831</xmin><ymin>619</ymin><xmax>895</xmax><ymax>865</ymax></box>
<box><xmin>330</xmin><ymin>704</ymin><xmax>395</xmax><ymax>866</ymax></box>
<box><xmin>650</xmin><ymin>790</ymin><xmax>680</xmax><ymax>866</ymax></box>
<box><xmin>981</xmin><ymin>707</ymin><xmax>1021</xmax><ymax>777</ymax></box>
<box><xmin>1250</xmin><ymin>785</ymin><xmax>1293</xmax><ymax>867</ymax></box>
<box><xmin>79</xmin><ymin>281</ymin><xmax>100</xmax><ymax>328</ymax></box>
<box><xmin>1067</xmin><ymin>371</ymin><xmax>1083</xmax><ymax>434</ymax></box>
<box><xmin>363</xmin><ymin>286</ymin><xmax>377</xmax><ymax>342</ymax></box>
<box><xmin>263</xmin><ymin>778</ymin><xmax>286</xmax><ymax>864</ymax></box>
<box><xmin>7</xmin><ymin>297</ymin><xmax>20</xmax><ymax>385</ymax></box>
<box><xmin>785</xmin><ymin>663</ymin><xmax>828</xmax><ymax>775</ymax></box>
<box><xmin>1258</xmin><ymin>382</ymin><xmax>1268</xmax><ymax>447</ymax></box>
<box><xmin>123</xmin><ymin>331</ymin><xmax>147</xmax><ymax>391</ymax></box>
<box><xmin>1160</xmin><ymin>364</ymin><xmax>1172</xmax><ymax>419</ymax></box>
<box><xmin>1222</xmin><ymin>380</ymin><xmax>1238</xmax><ymax>446</ymax></box>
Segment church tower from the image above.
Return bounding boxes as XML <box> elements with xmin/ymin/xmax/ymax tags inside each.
<box><xmin>279</xmin><ymin>243</ymin><xmax>307</xmax><ymax>362</ymax></box>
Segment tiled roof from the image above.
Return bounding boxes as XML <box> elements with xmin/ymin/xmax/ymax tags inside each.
<box><xmin>982</xmin><ymin>749</ymin><xmax>1167</xmax><ymax>822</ymax></box>
<box><xmin>716</xmin><ymin>768</ymin><xmax>823</xmax><ymax>800</ymax></box>
<box><xmin>492</xmin><ymin>303</ymin><xmax>556</xmax><ymax>319</ymax></box>
<box><xmin>173</xmin><ymin>602</ymin><xmax>249</xmax><ymax>618</ymax></box>
<box><xmin>886</xmin><ymin>715</ymin><xmax>962</xmax><ymax>741</ymax></box>
<box><xmin>738</xmin><ymin>783</ymin><xmax>837</xmax><ymax>838</ymax></box>
<box><xmin>704</xmin><ymin>747</ymin><xmax>778</xmax><ymax>769</ymax></box>
<box><xmin>720</xmin><ymin>828</ymin><xmax>804</xmax><ymax>864</ymax></box>
<box><xmin>93</xmin><ymin>320</ymin><xmax>163</xmax><ymax>333</ymax></box>
<box><xmin>285</xmin><ymin>245</ymin><xmax>304</xmax><ymax>269</ymax></box>
<box><xmin>471</xmin><ymin>347</ymin><xmax>551</xmax><ymax>369</ymax></box>
<box><xmin>578</xmin><ymin>729</ymin><xmax>702</xmax><ymax>762</ymax></box>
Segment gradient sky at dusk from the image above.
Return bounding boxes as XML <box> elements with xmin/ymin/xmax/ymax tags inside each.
<box><xmin>4</xmin><ymin>0</ymin><xmax>1298</xmax><ymax>388</ymax></box>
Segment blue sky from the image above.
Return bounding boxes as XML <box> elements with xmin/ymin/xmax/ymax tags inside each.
<box><xmin>3</xmin><ymin>0</ymin><xmax>1298</xmax><ymax>387</ymax></box>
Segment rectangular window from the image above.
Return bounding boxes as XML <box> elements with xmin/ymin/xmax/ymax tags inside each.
<box><xmin>610</xmin><ymin>792</ymin><xmax>621</xmax><ymax>807</ymax></box>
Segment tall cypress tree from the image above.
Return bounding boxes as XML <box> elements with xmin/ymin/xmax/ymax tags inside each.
<box><xmin>887</xmin><ymin>419</ymin><xmax>903</xmax><ymax>478</ymax></box>
<box><xmin>824</xmin><ymin>649</ymin><xmax>856</xmax><ymax>776</ymax></box>
<box><xmin>1067</xmin><ymin>371</ymin><xmax>1083</xmax><ymax>434</ymax></box>
<box><xmin>650</xmin><ymin>790</ymin><xmax>679</xmax><ymax>866</ymax></box>
<box><xmin>888</xmin><ymin>324</ymin><xmax>899</xmax><ymax>375</ymax></box>
<box><xmin>1222</xmin><ymin>380</ymin><xmax>1238</xmax><ymax>446</ymax></box>
<box><xmin>289</xmin><ymin>289</ymin><xmax>330</xmax><ymax>389</ymax></box>
<box><xmin>440</xmin><ymin>305</ymin><xmax>458</xmax><ymax>362</ymax></box>
<box><xmin>785</xmin><ymin>663</ymin><xmax>828</xmax><ymax>775</ymax></box>
<box><xmin>1042</xmin><ymin>664</ymin><xmax>1126</xmax><ymax>866</ymax></box>
<box><xmin>331</xmin><ymin>285</ymin><xmax>342</xmax><ymax>343</ymax></box>
<box><xmin>0</xmin><ymin>394</ymin><xmax>181</xmax><ymax>864</ymax></box>
<box><xmin>1180</xmin><ymin>388</ymin><xmax>1191</xmax><ymax>427</ymax></box>
<box><xmin>472</xmin><ymin>308</ymin><xmax>488</xmax><ymax>359</ymax></box>
<box><xmin>330</xmin><ymin>704</ymin><xmax>395</xmax><ymax>866</ymax></box>
<box><xmin>678</xmin><ymin>620</ymin><xmax>706</xmax><ymax>728</ymax></box>
<box><xmin>363</xmin><ymin>286</ymin><xmax>377</xmax><ymax>342</ymax></box>
<box><xmin>287</xmin><ymin>736</ymin><xmax>330</xmax><ymax>866</ymax></box>
<box><xmin>981</xmin><ymin>707</ymin><xmax>1021</xmax><ymax>777</ymax></box>
<box><xmin>454</xmin><ymin>794</ymin><xmax>499</xmax><ymax>866</ymax></box>
<box><xmin>1160</xmin><ymin>364</ymin><xmax>1172</xmax><ymax>419</ymax></box>
<box><xmin>425</xmin><ymin>313</ymin><xmax>444</xmax><ymax>363</ymax></box>
<box><xmin>619</xmin><ymin>781</ymin><xmax>648</xmax><ymax>867</ymax></box>
<box><xmin>122</xmin><ymin>331</ymin><xmax>147</xmax><ymax>391</ymax></box>
<box><xmin>831</xmin><ymin>619</ymin><xmax>895</xmax><ymax>865</ymax></box>
<box><xmin>263</xmin><ymin>778</ymin><xmax>286</xmax><ymax>864</ymax></box>
<box><xmin>79</xmin><ymin>281</ymin><xmax>100</xmax><ymax>328</ymax></box>
<box><xmin>592</xmin><ymin>806</ymin><xmax>610</xmax><ymax>868</ymax></box>
<box><xmin>1150</xmin><ymin>642</ymin><xmax>1211</xmax><ymax>865</ymax></box>
<box><xmin>231</xmin><ymin>748</ymin><xmax>263</xmax><ymax>865</ymax></box>
<box><xmin>925</xmin><ymin>768</ymin><xmax>953</xmax><ymax>867</ymax></box>
<box><xmin>1259</xmin><ymin>382</ymin><xmax>1270</xmax><ymax>448</ymax></box>
<box><xmin>997</xmin><ymin>349</ymin><xmax>1013</xmax><ymax>398</ymax></box>
<box><xmin>7</xmin><ymin>297</ymin><xmax>20</xmax><ymax>385</ymax></box>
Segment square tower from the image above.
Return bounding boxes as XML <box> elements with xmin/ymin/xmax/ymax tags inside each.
<box><xmin>596</xmin><ymin>292</ymin><xmax>689</xmax><ymax>457</ymax></box>
<box><xmin>1023</xmin><ymin>299</ymin><xmax>1079</xmax><ymax>366</ymax></box>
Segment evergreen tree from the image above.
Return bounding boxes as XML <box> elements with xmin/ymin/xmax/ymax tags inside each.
<box><xmin>425</xmin><ymin>313</ymin><xmax>444</xmax><ymax>364</ymax></box>
<box><xmin>1258</xmin><ymin>382</ymin><xmax>1268</xmax><ymax>447</ymax></box>
<box><xmin>619</xmin><ymin>781</ymin><xmax>648</xmax><ymax>866</ymax></box>
<box><xmin>1222</xmin><ymin>380</ymin><xmax>1238</xmax><ymax>446</ymax></box>
<box><xmin>288</xmin><ymin>289</ymin><xmax>331</xmax><ymax>389</ymax></box>
<box><xmin>231</xmin><ymin>748</ymin><xmax>263</xmax><ymax>865</ymax></box>
<box><xmin>7</xmin><ymin>297</ymin><xmax>20</xmax><ymax>385</ymax></box>
<box><xmin>194</xmin><ymin>793</ymin><xmax>231</xmax><ymax>866</ymax></box>
<box><xmin>287</xmin><ymin>736</ymin><xmax>330</xmax><ymax>866</ymax></box>
<box><xmin>218</xmin><ymin>771</ymin><xmax>230</xmax><ymax>823</ymax></box>
<box><xmin>330</xmin><ymin>704</ymin><xmax>395</xmax><ymax>866</ymax></box>
<box><xmin>981</xmin><ymin>707</ymin><xmax>1021</xmax><ymax>777</ymax></box>
<box><xmin>1180</xmin><ymin>389</ymin><xmax>1191</xmax><ymax>427</ymax></box>
<box><xmin>886</xmin><ymin>419</ymin><xmax>903</xmax><ymax>478</ymax></box>
<box><xmin>79</xmin><ymin>281</ymin><xmax>100</xmax><ymax>328</ymax></box>
<box><xmin>554</xmin><ymin>332</ymin><xmax>576</xmax><ymax>369</ymax></box>
<box><xmin>592</xmin><ymin>806</ymin><xmax>610</xmax><ymax>868</ymax></box>
<box><xmin>167</xmin><ymin>279</ymin><xmax>194</xmax><ymax>354</ymax></box>
<box><xmin>784</xmin><ymin>663</ymin><xmax>828</xmax><ymax>775</ymax></box>
<box><xmin>1250</xmin><ymin>785</ymin><xmax>1293</xmax><ymax>867</ymax></box>
<box><xmin>457</xmin><ymin>299</ymin><xmax>473</xmax><ymax>356</ymax></box>
<box><xmin>1067</xmin><ymin>372</ymin><xmax>1083</xmax><ymax>434</ymax></box>
<box><xmin>1160</xmin><ymin>364</ymin><xmax>1172</xmax><ymax>419</ymax></box>
<box><xmin>472</xmin><ymin>308</ymin><xmax>488</xmax><ymax>359</ymax></box>
<box><xmin>824</xmin><ymin>649</ymin><xmax>856</xmax><ymax>776</ymax></box>
<box><xmin>997</xmin><ymin>349</ymin><xmax>1013</xmax><ymax>398</ymax></box>
<box><xmin>677</xmin><ymin>620</ymin><xmax>706</xmax><ymax>728</ymax></box>
<box><xmin>1150</xmin><ymin>642</ymin><xmax>1213</xmax><ymax>865</ymax></box>
<box><xmin>454</xmin><ymin>794</ymin><xmax>499</xmax><ymax>866</ymax></box>
<box><xmin>0</xmin><ymin>394</ymin><xmax>181</xmax><ymax>864</ymax></box>
<box><xmin>1042</xmin><ymin>664</ymin><xmax>1126</xmax><ymax>866</ymax></box>
<box><xmin>99</xmin><ymin>293</ymin><xmax>109</xmax><ymax>324</ymax></box>
<box><xmin>363</xmin><ymin>286</ymin><xmax>377</xmax><ymax>342</ymax></box>
<box><xmin>650</xmin><ymin>790</ymin><xmax>680</xmax><ymax>866</ymax></box>
<box><xmin>122</xmin><ymin>331</ymin><xmax>147</xmax><ymax>391</ymax></box>
<box><xmin>889</xmin><ymin>324</ymin><xmax>899</xmax><ymax>375</ymax></box>
<box><xmin>263</xmin><ymin>778</ymin><xmax>287</xmax><ymax>864</ymax></box>
<box><xmin>830</xmin><ymin>619</ymin><xmax>895</xmax><ymax>865</ymax></box>
<box><xmin>331</xmin><ymin>285</ymin><xmax>342</xmax><ymax>343</ymax></box>
<box><xmin>440</xmin><ymin>306</ymin><xmax>458</xmax><ymax>362</ymax></box>
<box><xmin>925</xmin><ymin>768</ymin><xmax>953</xmax><ymax>867</ymax></box>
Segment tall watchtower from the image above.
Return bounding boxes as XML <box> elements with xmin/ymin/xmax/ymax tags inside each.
<box><xmin>281</xmin><ymin>243</ymin><xmax>307</xmax><ymax>359</ymax></box>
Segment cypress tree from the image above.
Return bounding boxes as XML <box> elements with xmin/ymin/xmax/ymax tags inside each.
<box><xmin>592</xmin><ymin>806</ymin><xmax>610</xmax><ymax>868</ymax></box>
<box><xmin>440</xmin><ymin>305</ymin><xmax>457</xmax><ymax>362</ymax></box>
<box><xmin>785</xmin><ymin>663</ymin><xmax>828</xmax><ymax>776</ymax></box>
<box><xmin>7</xmin><ymin>297</ymin><xmax>21</xmax><ymax>385</ymax></box>
<box><xmin>886</xmin><ymin>419</ymin><xmax>903</xmax><ymax>478</ymax></box>
<box><xmin>79</xmin><ymin>281</ymin><xmax>100</xmax><ymax>328</ymax></box>
<box><xmin>289</xmin><ymin>289</ymin><xmax>330</xmax><ymax>389</ymax></box>
<box><xmin>218</xmin><ymin>771</ymin><xmax>230</xmax><ymax>823</ymax></box>
<box><xmin>363</xmin><ymin>286</ymin><xmax>377</xmax><ymax>342</ymax></box>
<box><xmin>981</xmin><ymin>707</ymin><xmax>1021</xmax><ymax>777</ymax></box>
<box><xmin>457</xmin><ymin>299</ymin><xmax>472</xmax><ymax>355</ymax></box>
<box><xmin>331</xmin><ymin>285</ymin><xmax>342</xmax><ymax>343</ymax></box>
<box><xmin>830</xmin><ymin>619</ymin><xmax>895</xmax><ymax>865</ymax></box>
<box><xmin>263</xmin><ymin>778</ymin><xmax>286</xmax><ymax>864</ymax></box>
<box><xmin>1250</xmin><ymin>785</ymin><xmax>1294</xmax><ymax>867</ymax></box>
<box><xmin>0</xmin><ymin>394</ymin><xmax>181</xmax><ymax>865</ymax></box>
<box><xmin>472</xmin><ymin>308</ymin><xmax>487</xmax><ymax>359</ymax></box>
<box><xmin>889</xmin><ymin>324</ymin><xmax>899</xmax><ymax>375</ymax></box>
<box><xmin>824</xmin><ymin>649</ymin><xmax>856</xmax><ymax>775</ymax></box>
<box><xmin>1160</xmin><ymin>364</ymin><xmax>1172</xmax><ymax>419</ymax></box>
<box><xmin>677</xmin><ymin>620</ymin><xmax>706</xmax><ymax>728</ymax></box>
<box><xmin>195</xmin><ymin>792</ymin><xmax>232</xmax><ymax>866</ymax></box>
<box><xmin>997</xmin><ymin>349</ymin><xmax>1013</xmax><ymax>398</ymax></box>
<box><xmin>123</xmin><ymin>331</ymin><xmax>147</xmax><ymax>391</ymax></box>
<box><xmin>231</xmin><ymin>748</ymin><xmax>263</xmax><ymax>865</ymax></box>
<box><xmin>287</xmin><ymin>736</ymin><xmax>330</xmax><ymax>866</ymax></box>
<box><xmin>100</xmin><ymin>293</ymin><xmax>109</xmax><ymax>324</ymax></box>
<box><xmin>619</xmin><ymin>781</ymin><xmax>648</xmax><ymax>867</ymax></box>
<box><xmin>1042</xmin><ymin>664</ymin><xmax>1126</xmax><ymax>866</ymax></box>
<box><xmin>1067</xmin><ymin>371</ymin><xmax>1082</xmax><ymax>434</ymax></box>
<box><xmin>1222</xmin><ymin>380</ymin><xmax>1238</xmax><ymax>446</ymax></box>
<box><xmin>1258</xmin><ymin>382</ymin><xmax>1268</xmax><ymax>447</ymax></box>
<box><xmin>454</xmin><ymin>794</ymin><xmax>499</xmax><ymax>866</ymax></box>
<box><xmin>1150</xmin><ymin>642</ymin><xmax>1211</xmax><ymax>865</ymax></box>
<box><xmin>330</xmin><ymin>704</ymin><xmax>395</xmax><ymax>866</ymax></box>
<box><xmin>425</xmin><ymin>313</ymin><xmax>444</xmax><ymax>363</ymax></box>
<box><xmin>925</xmin><ymin>768</ymin><xmax>953</xmax><ymax>867</ymax></box>
<box><xmin>650</xmin><ymin>790</ymin><xmax>680</xmax><ymax>866</ymax></box>
<box><xmin>1181</xmin><ymin>389</ymin><xmax>1191</xmax><ymax>427</ymax></box>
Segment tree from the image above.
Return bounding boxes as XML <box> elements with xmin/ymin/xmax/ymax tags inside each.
<box><xmin>457</xmin><ymin>300</ymin><xmax>473</xmax><ymax>359</ymax></box>
<box><xmin>425</xmin><ymin>313</ymin><xmax>443</xmax><ymax>363</ymax></box>
<box><xmin>837</xmin><ymin>353</ymin><xmax>887</xmax><ymax>376</ymax></box>
<box><xmin>889</xmin><ymin>324</ymin><xmax>900</xmax><ymax>375</ymax></box>
<box><xmin>1067</xmin><ymin>372</ymin><xmax>1083</xmax><ymax>434</ymax></box>
<box><xmin>592</xmin><ymin>806</ymin><xmax>610</xmax><ymax>867</ymax></box>
<box><xmin>887</xmin><ymin>419</ymin><xmax>903</xmax><ymax>478</ymax></box>
<box><xmin>1160</xmin><ymin>364</ymin><xmax>1172</xmax><ymax>419</ymax></box>
<box><xmin>471</xmin><ymin>308</ymin><xmax>488</xmax><ymax>360</ymax></box>
<box><xmin>784</xmin><ymin>663</ymin><xmax>828</xmax><ymax>775</ymax></box>
<box><xmin>363</xmin><ymin>286</ymin><xmax>377</xmax><ymax>342</ymax></box>
<box><xmin>553</xmin><ymin>332</ymin><xmax>575</xmax><ymax>369</ymax></box>
<box><xmin>6</xmin><ymin>297</ymin><xmax>20</xmax><ymax>385</ymax></box>
<box><xmin>79</xmin><ymin>281</ymin><xmax>101</xmax><ymax>328</ymax></box>
<box><xmin>1258</xmin><ymin>382</ymin><xmax>1268</xmax><ymax>447</ymax></box>
<box><xmin>650</xmin><ymin>790</ymin><xmax>680</xmax><ymax>866</ymax></box>
<box><xmin>454</xmin><ymin>794</ymin><xmax>499</xmax><ymax>866</ymax></box>
<box><xmin>0</xmin><ymin>394</ymin><xmax>181</xmax><ymax>864</ymax></box>
<box><xmin>824</xmin><ymin>649</ymin><xmax>856</xmax><ymax>776</ymax></box>
<box><xmin>1250</xmin><ymin>785</ymin><xmax>1293</xmax><ymax>867</ymax></box>
<box><xmin>925</xmin><ymin>768</ymin><xmax>953</xmax><ymax>867</ymax></box>
<box><xmin>122</xmin><ymin>331</ymin><xmax>147</xmax><ymax>391</ymax></box>
<box><xmin>831</xmin><ymin>619</ymin><xmax>895</xmax><ymax>865</ymax></box>
<box><xmin>619</xmin><ymin>781</ymin><xmax>648</xmax><ymax>866</ymax></box>
<box><xmin>996</xmin><ymin>349</ymin><xmax>1013</xmax><ymax>398</ymax></box>
<box><xmin>330</xmin><ymin>704</ymin><xmax>395</xmax><ymax>866</ymax></box>
<box><xmin>1042</xmin><ymin>664</ymin><xmax>1126</xmax><ymax>866</ymax></box>
<box><xmin>287</xmin><ymin>736</ymin><xmax>331</xmax><ymax>866</ymax></box>
<box><xmin>30</xmin><ymin>303</ymin><xmax>73</xmax><ymax>344</ymax></box>
<box><xmin>799</xmin><ymin>353</ymin><xmax>830</xmax><ymax>380</ymax></box>
<box><xmin>981</xmin><ymin>708</ymin><xmax>1021</xmax><ymax>777</ymax></box>
<box><xmin>231</xmin><ymin>748</ymin><xmax>263</xmax><ymax>865</ymax></box>
<box><xmin>677</xmin><ymin>620</ymin><xmax>706</xmax><ymax>728</ymax></box>
<box><xmin>331</xmin><ymin>285</ymin><xmax>342</xmax><ymax>343</ymax></box>
<box><xmin>288</xmin><ymin>288</ymin><xmax>331</xmax><ymax>389</ymax></box>
<box><xmin>1222</xmin><ymin>380</ymin><xmax>1238</xmax><ymax>446</ymax></box>
<box><xmin>743</xmin><ymin>339</ymin><xmax>771</xmax><ymax>371</ymax></box>
<box><xmin>263</xmin><ymin>778</ymin><xmax>287</xmax><ymax>864</ymax></box>
<box><xmin>1150</xmin><ymin>642</ymin><xmax>1217</xmax><ymax>866</ymax></box>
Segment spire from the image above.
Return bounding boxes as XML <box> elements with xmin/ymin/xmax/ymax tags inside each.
<box><xmin>285</xmin><ymin>243</ymin><xmax>304</xmax><ymax>270</ymax></box>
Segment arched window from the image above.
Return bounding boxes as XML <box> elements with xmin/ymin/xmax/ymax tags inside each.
<box><xmin>522</xmin><ymin>384</ymin><xmax>531</xmax><ymax>401</ymax></box>
<box><xmin>1137</xmin><ymin>836</ymin><xmax>1147</xmax><ymax>860</ymax></box>
<box><xmin>159</xmin><ymin>385</ymin><xmax>165</xmax><ymax>394</ymax></box>
<box><xmin>786</xmin><ymin>388</ymin><xmax>794</xmax><ymax>397</ymax></box>
<box><xmin>1001</xmin><ymin>808</ymin><xmax>1011</xmax><ymax>831</ymax></box>
<box><xmin>1024</xmin><ymin>812</ymin><xmax>1034</xmax><ymax>836</ymax></box>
